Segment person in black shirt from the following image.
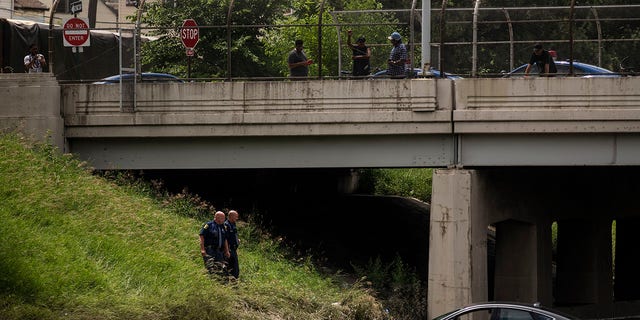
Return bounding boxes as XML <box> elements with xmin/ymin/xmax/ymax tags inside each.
<box><xmin>525</xmin><ymin>43</ymin><xmax>557</xmax><ymax>76</ymax></box>
<box><xmin>224</xmin><ymin>210</ymin><xmax>240</xmax><ymax>279</ymax></box>
<box><xmin>346</xmin><ymin>30</ymin><xmax>371</xmax><ymax>78</ymax></box>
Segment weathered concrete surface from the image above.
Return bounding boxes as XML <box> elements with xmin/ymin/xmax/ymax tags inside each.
<box><xmin>427</xmin><ymin>169</ymin><xmax>488</xmax><ymax>320</ymax></box>
<box><xmin>0</xmin><ymin>73</ymin><xmax>64</xmax><ymax>148</ymax></box>
<box><xmin>62</xmin><ymin>79</ymin><xmax>454</xmax><ymax>138</ymax></box>
<box><xmin>454</xmin><ymin>77</ymin><xmax>640</xmax><ymax>133</ymax></box>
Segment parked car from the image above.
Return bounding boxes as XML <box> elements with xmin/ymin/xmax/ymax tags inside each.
<box><xmin>502</xmin><ymin>61</ymin><xmax>619</xmax><ymax>78</ymax></box>
<box><xmin>93</xmin><ymin>72</ymin><xmax>184</xmax><ymax>84</ymax></box>
<box><xmin>432</xmin><ymin>302</ymin><xmax>578</xmax><ymax>320</ymax></box>
<box><xmin>371</xmin><ymin>67</ymin><xmax>463</xmax><ymax>79</ymax></box>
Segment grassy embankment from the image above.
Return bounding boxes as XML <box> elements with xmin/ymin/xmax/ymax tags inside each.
<box><xmin>0</xmin><ymin>133</ymin><xmax>388</xmax><ymax>320</ymax></box>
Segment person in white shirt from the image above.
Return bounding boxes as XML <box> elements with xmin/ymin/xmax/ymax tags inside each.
<box><xmin>24</xmin><ymin>44</ymin><xmax>46</xmax><ymax>73</ymax></box>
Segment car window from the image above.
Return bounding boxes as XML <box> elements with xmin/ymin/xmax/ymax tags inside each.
<box><xmin>495</xmin><ymin>308</ymin><xmax>552</xmax><ymax>320</ymax></box>
<box><xmin>142</xmin><ymin>75</ymin><xmax>181</xmax><ymax>82</ymax></box>
<box><xmin>556</xmin><ymin>65</ymin><xmax>585</xmax><ymax>75</ymax></box>
<box><xmin>453</xmin><ymin>308</ymin><xmax>496</xmax><ymax>320</ymax></box>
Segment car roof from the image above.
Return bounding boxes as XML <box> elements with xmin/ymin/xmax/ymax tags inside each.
<box><xmin>507</xmin><ymin>61</ymin><xmax>615</xmax><ymax>76</ymax></box>
<box><xmin>372</xmin><ymin>68</ymin><xmax>463</xmax><ymax>79</ymax></box>
<box><xmin>555</xmin><ymin>61</ymin><xmax>613</xmax><ymax>73</ymax></box>
<box><xmin>95</xmin><ymin>72</ymin><xmax>183</xmax><ymax>83</ymax></box>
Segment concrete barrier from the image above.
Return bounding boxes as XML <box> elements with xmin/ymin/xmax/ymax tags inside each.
<box><xmin>0</xmin><ymin>73</ymin><xmax>64</xmax><ymax>149</ymax></box>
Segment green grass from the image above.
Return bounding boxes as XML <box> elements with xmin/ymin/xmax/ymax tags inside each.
<box><xmin>358</xmin><ymin>168</ymin><xmax>433</xmax><ymax>202</ymax></box>
<box><xmin>0</xmin><ymin>133</ymin><xmax>388</xmax><ymax>320</ymax></box>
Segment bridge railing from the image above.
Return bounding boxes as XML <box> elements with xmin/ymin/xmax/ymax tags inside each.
<box><xmin>59</xmin><ymin>77</ymin><xmax>640</xmax><ymax>139</ymax></box>
<box><xmin>61</xmin><ymin>78</ymin><xmax>455</xmax><ymax>138</ymax></box>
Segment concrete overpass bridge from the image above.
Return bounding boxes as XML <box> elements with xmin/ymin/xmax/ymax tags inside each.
<box><xmin>4</xmin><ymin>73</ymin><xmax>640</xmax><ymax>318</ymax></box>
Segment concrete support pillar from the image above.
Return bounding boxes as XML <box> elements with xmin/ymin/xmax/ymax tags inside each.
<box><xmin>428</xmin><ymin>169</ymin><xmax>488</xmax><ymax>319</ymax></box>
<box><xmin>493</xmin><ymin>219</ymin><xmax>552</xmax><ymax>305</ymax></box>
<box><xmin>556</xmin><ymin>218</ymin><xmax>613</xmax><ymax>305</ymax></box>
<box><xmin>614</xmin><ymin>217</ymin><xmax>640</xmax><ymax>301</ymax></box>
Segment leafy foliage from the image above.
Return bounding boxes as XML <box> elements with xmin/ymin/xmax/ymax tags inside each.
<box><xmin>358</xmin><ymin>168</ymin><xmax>433</xmax><ymax>202</ymax></box>
<box><xmin>261</xmin><ymin>0</ymin><xmax>402</xmax><ymax>77</ymax></box>
<box><xmin>139</xmin><ymin>0</ymin><xmax>289</xmax><ymax>78</ymax></box>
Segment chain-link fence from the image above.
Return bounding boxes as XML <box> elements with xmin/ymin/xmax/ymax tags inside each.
<box><xmin>3</xmin><ymin>2</ymin><xmax>639</xmax><ymax>81</ymax></box>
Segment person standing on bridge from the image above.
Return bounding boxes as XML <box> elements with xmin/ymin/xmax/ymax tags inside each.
<box><xmin>524</xmin><ymin>43</ymin><xmax>557</xmax><ymax>77</ymax></box>
<box><xmin>199</xmin><ymin>211</ymin><xmax>230</xmax><ymax>275</ymax></box>
<box><xmin>224</xmin><ymin>210</ymin><xmax>240</xmax><ymax>279</ymax></box>
<box><xmin>288</xmin><ymin>39</ymin><xmax>313</xmax><ymax>79</ymax></box>
<box><xmin>387</xmin><ymin>32</ymin><xmax>407</xmax><ymax>78</ymax></box>
<box><xmin>24</xmin><ymin>44</ymin><xmax>46</xmax><ymax>73</ymax></box>
<box><xmin>346</xmin><ymin>30</ymin><xmax>371</xmax><ymax>78</ymax></box>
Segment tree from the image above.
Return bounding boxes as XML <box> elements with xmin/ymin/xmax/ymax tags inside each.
<box><xmin>138</xmin><ymin>0</ymin><xmax>289</xmax><ymax>78</ymax></box>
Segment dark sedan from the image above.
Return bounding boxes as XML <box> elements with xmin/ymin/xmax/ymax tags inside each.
<box><xmin>433</xmin><ymin>302</ymin><xmax>578</xmax><ymax>320</ymax></box>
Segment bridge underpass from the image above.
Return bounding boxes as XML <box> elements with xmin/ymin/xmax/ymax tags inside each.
<box><xmin>5</xmin><ymin>73</ymin><xmax>640</xmax><ymax>319</ymax></box>
<box><xmin>430</xmin><ymin>167</ymin><xmax>640</xmax><ymax>319</ymax></box>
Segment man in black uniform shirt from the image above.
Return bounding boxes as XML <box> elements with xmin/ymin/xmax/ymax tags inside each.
<box><xmin>224</xmin><ymin>210</ymin><xmax>240</xmax><ymax>279</ymax></box>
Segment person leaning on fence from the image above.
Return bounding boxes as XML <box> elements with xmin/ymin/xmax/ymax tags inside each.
<box><xmin>288</xmin><ymin>39</ymin><xmax>313</xmax><ymax>79</ymax></box>
<box><xmin>524</xmin><ymin>43</ymin><xmax>557</xmax><ymax>77</ymax></box>
<box><xmin>387</xmin><ymin>32</ymin><xmax>407</xmax><ymax>78</ymax></box>
<box><xmin>346</xmin><ymin>30</ymin><xmax>371</xmax><ymax>78</ymax></box>
<box><xmin>199</xmin><ymin>211</ymin><xmax>230</xmax><ymax>275</ymax></box>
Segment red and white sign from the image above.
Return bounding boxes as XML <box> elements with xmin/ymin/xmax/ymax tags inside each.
<box><xmin>63</xmin><ymin>17</ymin><xmax>90</xmax><ymax>47</ymax></box>
<box><xmin>180</xmin><ymin>19</ymin><xmax>199</xmax><ymax>49</ymax></box>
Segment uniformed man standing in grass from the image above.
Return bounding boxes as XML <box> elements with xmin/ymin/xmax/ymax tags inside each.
<box><xmin>199</xmin><ymin>211</ymin><xmax>230</xmax><ymax>275</ymax></box>
<box><xmin>224</xmin><ymin>210</ymin><xmax>240</xmax><ymax>279</ymax></box>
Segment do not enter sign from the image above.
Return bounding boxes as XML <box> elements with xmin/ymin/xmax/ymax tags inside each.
<box><xmin>63</xmin><ymin>17</ymin><xmax>90</xmax><ymax>47</ymax></box>
<box><xmin>181</xmin><ymin>19</ymin><xmax>199</xmax><ymax>49</ymax></box>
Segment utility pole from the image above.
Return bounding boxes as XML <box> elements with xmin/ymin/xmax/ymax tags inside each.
<box><xmin>88</xmin><ymin>0</ymin><xmax>97</xmax><ymax>28</ymax></box>
<box><xmin>421</xmin><ymin>0</ymin><xmax>431</xmax><ymax>73</ymax></box>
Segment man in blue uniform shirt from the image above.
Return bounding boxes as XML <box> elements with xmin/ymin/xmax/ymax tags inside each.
<box><xmin>199</xmin><ymin>211</ymin><xmax>230</xmax><ymax>269</ymax></box>
<box><xmin>224</xmin><ymin>210</ymin><xmax>240</xmax><ymax>279</ymax></box>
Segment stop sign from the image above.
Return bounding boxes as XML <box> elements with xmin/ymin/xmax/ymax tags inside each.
<box><xmin>181</xmin><ymin>19</ymin><xmax>199</xmax><ymax>49</ymax></box>
<box><xmin>63</xmin><ymin>17</ymin><xmax>90</xmax><ymax>47</ymax></box>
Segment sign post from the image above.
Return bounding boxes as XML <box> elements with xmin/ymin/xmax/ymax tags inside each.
<box><xmin>180</xmin><ymin>19</ymin><xmax>199</xmax><ymax>79</ymax></box>
<box><xmin>63</xmin><ymin>17</ymin><xmax>90</xmax><ymax>52</ymax></box>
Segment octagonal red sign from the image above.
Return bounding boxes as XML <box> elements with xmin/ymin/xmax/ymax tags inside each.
<box><xmin>63</xmin><ymin>17</ymin><xmax>90</xmax><ymax>47</ymax></box>
<box><xmin>181</xmin><ymin>19</ymin><xmax>199</xmax><ymax>49</ymax></box>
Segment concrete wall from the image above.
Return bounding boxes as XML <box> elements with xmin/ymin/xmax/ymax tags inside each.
<box><xmin>62</xmin><ymin>79</ymin><xmax>454</xmax><ymax>138</ymax></box>
<box><xmin>454</xmin><ymin>77</ymin><xmax>640</xmax><ymax>133</ymax></box>
<box><xmin>0</xmin><ymin>73</ymin><xmax>64</xmax><ymax>149</ymax></box>
<box><xmin>59</xmin><ymin>77</ymin><xmax>640</xmax><ymax>138</ymax></box>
